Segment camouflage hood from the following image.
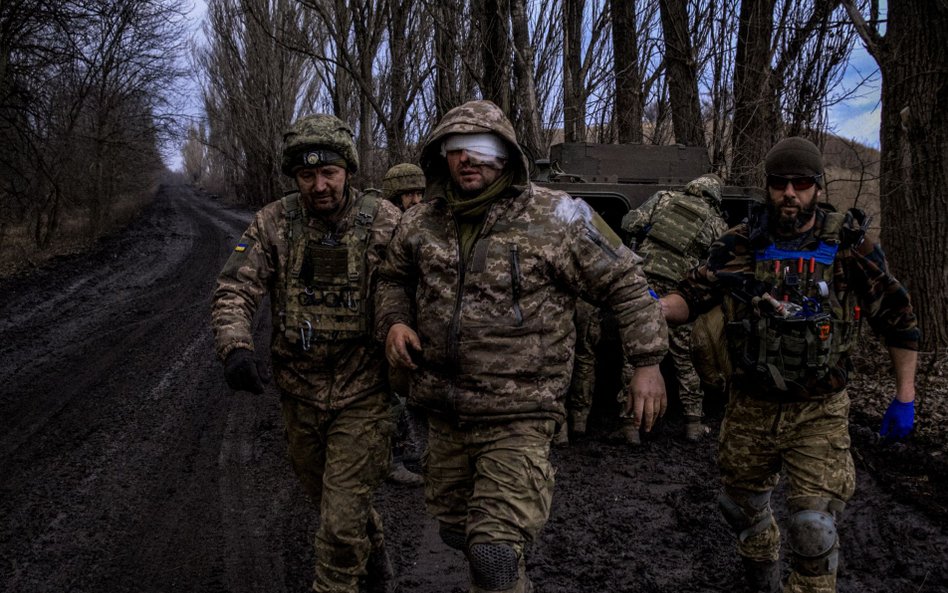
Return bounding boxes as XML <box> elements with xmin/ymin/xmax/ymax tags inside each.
<box><xmin>420</xmin><ymin>100</ymin><xmax>530</xmax><ymax>188</ymax></box>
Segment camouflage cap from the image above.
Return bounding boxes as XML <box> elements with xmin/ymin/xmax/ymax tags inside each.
<box><xmin>686</xmin><ymin>173</ymin><xmax>722</xmax><ymax>205</ymax></box>
<box><xmin>382</xmin><ymin>163</ymin><xmax>425</xmax><ymax>200</ymax></box>
<box><xmin>281</xmin><ymin>114</ymin><xmax>359</xmax><ymax>176</ymax></box>
<box><xmin>764</xmin><ymin>137</ymin><xmax>823</xmax><ymax>186</ymax></box>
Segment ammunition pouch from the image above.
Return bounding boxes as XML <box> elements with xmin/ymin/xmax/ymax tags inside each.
<box><xmin>726</xmin><ymin>314</ymin><xmax>855</xmax><ymax>391</ymax></box>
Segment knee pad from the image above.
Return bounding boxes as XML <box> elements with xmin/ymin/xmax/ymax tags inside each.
<box><xmin>718</xmin><ymin>490</ymin><xmax>774</xmax><ymax>543</ymax></box>
<box><xmin>439</xmin><ymin>525</ymin><xmax>467</xmax><ymax>551</ymax></box>
<box><xmin>468</xmin><ymin>543</ymin><xmax>519</xmax><ymax>591</ymax></box>
<box><xmin>787</xmin><ymin>509</ymin><xmax>838</xmax><ymax>576</ymax></box>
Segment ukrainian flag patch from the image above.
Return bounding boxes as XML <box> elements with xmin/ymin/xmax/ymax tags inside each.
<box><xmin>234</xmin><ymin>242</ymin><xmax>248</xmax><ymax>253</ymax></box>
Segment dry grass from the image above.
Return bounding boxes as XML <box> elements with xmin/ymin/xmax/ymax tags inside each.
<box><xmin>0</xmin><ymin>189</ymin><xmax>154</xmax><ymax>279</ymax></box>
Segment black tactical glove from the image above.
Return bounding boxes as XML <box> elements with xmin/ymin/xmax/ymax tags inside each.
<box><xmin>223</xmin><ymin>348</ymin><xmax>271</xmax><ymax>394</ymax></box>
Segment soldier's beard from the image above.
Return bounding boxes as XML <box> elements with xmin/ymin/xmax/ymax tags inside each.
<box><xmin>770</xmin><ymin>198</ymin><xmax>817</xmax><ymax>235</ymax></box>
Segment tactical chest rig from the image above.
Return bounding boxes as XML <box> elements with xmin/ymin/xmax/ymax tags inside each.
<box><xmin>280</xmin><ymin>191</ymin><xmax>381</xmax><ymax>351</ymax></box>
<box><xmin>635</xmin><ymin>192</ymin><xmax>719</xmax><ymax>284</ymax></box>
<box><xmin>723</xmin><ymin>210</ymin><xmax>864</xmax><ymax>393</ymax></box>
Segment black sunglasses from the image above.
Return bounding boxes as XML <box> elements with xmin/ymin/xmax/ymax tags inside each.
<box><xmin>767</xmin><ymin>174</ymin><xmax>821</xmax><ymax>191</ymax></box>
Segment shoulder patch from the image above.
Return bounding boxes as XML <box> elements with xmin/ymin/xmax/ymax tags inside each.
<box><xmin>234</xmin><ymin>242</ymin><xmax>249</xmax><ymax>253</ymax></box>
<box><xmin>591</xmin><ymin>212</ymin><xmax>622</xmax><ymax>249</ymax></box>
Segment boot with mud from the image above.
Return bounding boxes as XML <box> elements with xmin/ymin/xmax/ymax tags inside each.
<box><xmin>608</xmin><ymin>418</ymin><xmax>641</xmax><ymax>446</ymax></box>
<box><xmin>362</xmin><ymin>526</ymin><xmax>398</xmax><ymax>593</ymax></box>
<box><xmin>387</xmin><ymin>460</ymin><xmax>424</xmax><ymax>486</ymax></box>
<box><xmin>552</xmin><ymin>424</ymin><xmax>569</xmax><ymax>447</ymax></box>
<box><xmin>740</xmin><ymin>556</ymin><xmax>781</xmax><ymax>593</ymax></box>
<box><xmin>684</xmin><ymin>415</ymin><xmax>711</xmax><ymax>442</ymax></box>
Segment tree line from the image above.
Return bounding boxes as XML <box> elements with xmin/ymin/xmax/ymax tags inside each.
<box><xmin>187</xmin><ymin>0</ymin><xmax>865</xmax><ymax>198</ymax></box>
<box><xmin>0</xmin><ymin>0</ymin><xmax>188</xmax><ymax>258</ymax></box>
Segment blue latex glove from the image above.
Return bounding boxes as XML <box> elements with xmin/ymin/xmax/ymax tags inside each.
<box><xmin>879</xmin><ymin>398</ymin><xmax>914</xmax><ymax>440</ymax></box>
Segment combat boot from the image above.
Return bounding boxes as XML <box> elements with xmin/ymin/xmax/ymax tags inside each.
<box><xmin>387</xmin><ymin>460</ymin><xmax>424</xmax><ymax>486</ymax></box>
<box><xmin>684</xmin><ymin>415</ymin><xmax>711</xmax><ymax>442</ymax></box>
<box><xmin>553</xmin><ymin>425</ymin><xmax>569</xmax><ymax>447</ymax></box>
<box><xmin>363</xmin><ymin>534</ymin><xmax>397</xmax><ymax>593</ymax></box>
<box><xmin>570</xmin><ymin>409</ymin><xmax>589</xmax><ymax>436</ymax></box>
<box><xmin>740</xmin><ymin>557</ymin><xmax>781</xmax><ymax>593</ymax></box>
<box><xmin>608</xmin><ymin>418</ymin><xmax>641</xmax><ymax>446</ymax></box>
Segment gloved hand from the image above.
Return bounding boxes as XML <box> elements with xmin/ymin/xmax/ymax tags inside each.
<box><xmin>879</xmin><ymin>398</ymin><xmax>914</xmax><ymax>440</ymax></box>
<box><xmin>223</xmin><ymin>348</ymin><xmax>271</xmax><ymax>394</ymax></box>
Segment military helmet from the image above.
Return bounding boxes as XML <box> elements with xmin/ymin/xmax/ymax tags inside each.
<box><xmin>281</xmin><ymin>114</ymin><xmax>359</xmax><ymax>177</ymax></box>
<box><xmin>382</xmin><ymin>163</ymin><xmax>425</xmax><ymax>200</ymax></box>
<box><xmin>686</xmin><ymin>173</ymin><xmax>723</xmax><ymax>205</ymax></box>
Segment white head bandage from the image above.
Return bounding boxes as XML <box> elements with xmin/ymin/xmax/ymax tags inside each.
<box><xmin>440</xmin><ymin>133</ymin><xmax>509</xmax><ymax>170</ymax></box>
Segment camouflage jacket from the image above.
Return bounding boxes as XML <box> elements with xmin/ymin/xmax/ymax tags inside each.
<box><xmin>374</xmin><ymin>100</ymin><xmax>667</xmax><ymax>424</ymax></box>
<box><xmin>620</xmin><ymin>180</ymin><xmax>728</xmax><ymax>286</ymax></box>
<box><xmin>674</xmin><ymin>207</ymin><xmax>919</xmax><ymax>398</ymax></box>
<box><xmin>211</xmin><ymin>189</ymin><xmax>402</xmax><ymax>407</ymax></box>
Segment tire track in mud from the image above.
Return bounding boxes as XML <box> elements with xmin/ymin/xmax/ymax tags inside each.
<box><xmin>0</xmin><ymin>185</ymin><xmax>313</xmax><ymax>593</ymax></box>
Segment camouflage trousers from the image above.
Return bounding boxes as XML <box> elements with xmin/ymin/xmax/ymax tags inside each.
<box><xmin>566</xmin><ymin>346</ymin><xmax>596</xmax><ymax>419</ymax></box>
<box><xmin>281</xmin><ymin>391</ymin><xmax>396</xmax><ymax>593</ymax></box>
<box><xmin>668</xmin><ymin>321</ymin><xmax>704</xmax><ymax>418</ymax></box>
<box><xmin>424</xmin><ymin>415</ymin><xmax>556</xmax><ymax>593</ymax></box>
<box><xmin>718</xmin><ymin>388</ymin><xmax>855</xmax><ymax>593</ymax></box>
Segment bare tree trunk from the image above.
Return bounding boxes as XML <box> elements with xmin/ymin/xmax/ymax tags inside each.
<box><xmin>659</xmin><ymin>0</ymin><xmax>704</xmax><ymax>146</ymax></box>
<box><xmin>844</xmin><ymin>0</ymin><xmax>948</xmax><ymax>349</ymax></box>
<box><xmin>705</xmin><ymin>0</ymin><xmax>735</xmax><ymax>174</ymax></box>
<box><xmin>433</xmin><ymin>0</ymin><xmax>464</xmax><ymax>120</ymax></box>
<box><xmin>385</xmin><ymin>0</ymin><xmax>409</xmax><ymax>166</ymax></box>
<box><xmin>476</xmin><ymin>0</ymin><xmax>511</xmax><ymax>113</ymax></box>
<box><xmin>509</xmin><ymin>0</ymin><xmax>542</xmax><ymax>161</ymax></box>
<box><xmin>563</xmin><ymin>0</ymin><xmax>585</xmax><ymax>142</ymax></box>
<box><xmin>730</xmin><ymin>0</ymin><xmax>775</xmax><ymax>187</ymax></box>
<box><xmin>611</xmin><ymin>0</ymin><xmax>642</xmax><ymax>143</ymax></box>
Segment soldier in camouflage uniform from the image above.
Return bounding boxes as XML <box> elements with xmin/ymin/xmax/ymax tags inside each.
<box><xmin>382</xmin><ymin>162</ymin><xmax>427</xmax><ymax>486</ymax></box>
<box><xmin>383</xmin><ymin>163</ymin><xmax>426</xmax><ymax>210</ymax></box>
<box><xmin>211</xmin><ymin>114</ymin><xmax>403</xmax><ymax>593</ymax></box>
<box><xmin>374</xmin><ymin>100</ymin><xmax>668</xmax><ymax>593</ymax></box>
<box><xmin>553</xmin><ymin>298</ymin><xmax>601</xmax><ymax>446</ymax></box>
<box><xmin>620</xmin><ymin>174</ymin><xmax>729</xmax><ymax>441</ymax></box>
<box><xmin>662</xmin><ymin>137</ymin><xmax>919</xmax><ymax>593</ymax></box>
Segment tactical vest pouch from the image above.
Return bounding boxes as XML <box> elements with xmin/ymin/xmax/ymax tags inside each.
<box><xmin>727</xmin><ymin>314</ymin><xmax>835</xmax><ymax>391</ymax></box>
<box><xmin>300</xmin><ymin>242</ymin><xmax>348</xmax><ymax>285</ymax></box>
<box><xmin>642</xmin><ymin>195</ymin><xmax>712</xmax><ymax>283</ymax></box>
<box><xmin>829</xmin><ymin>319</ymin><xmax>856</xmax><ymax>365</ymax></box>
<box><xmin>279</xmin><ymin>192</ymin><xmax>379</xmax><ymax>349</ymax></box>
<box><xmin>645</xmin><ymin>196</ymin><xmax>708</xmax><ymax>257</ymax></box>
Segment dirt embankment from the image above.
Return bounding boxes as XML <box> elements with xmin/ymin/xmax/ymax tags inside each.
<box><xmin>0</xmin><ymin>184</ymin><xmax>945</xmax><ymax>593</ymax></box>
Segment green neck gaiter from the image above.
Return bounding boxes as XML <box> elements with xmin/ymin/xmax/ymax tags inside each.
<box><xmin>445</xmin><ymin>171</ymin><xmax>514</xmax><ymax>262</ymax></box>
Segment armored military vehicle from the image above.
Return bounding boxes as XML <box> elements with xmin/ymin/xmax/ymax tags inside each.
<box><xmin>532</xmin><ymin>142</ymin><xmax>761</xmax><ymax>437</ymax></box>
<box><xmin>533</xmin><ymin>142</ymin><xmax>764</xmax><ymax>233</ymax></box>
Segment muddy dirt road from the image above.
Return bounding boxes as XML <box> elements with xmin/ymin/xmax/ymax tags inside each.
<box><xmin>1</xmin><ymin>184</ymin><xmax>946</xmax><ymax>593</ymax></box>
